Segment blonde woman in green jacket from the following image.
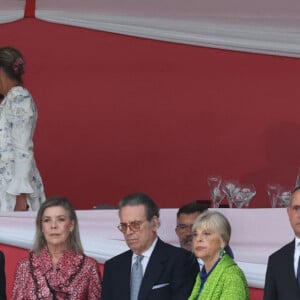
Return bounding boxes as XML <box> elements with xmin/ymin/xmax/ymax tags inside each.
<box><xmin>188</xmin><ymin>211</ymin><xmax>249</xmax><ymax>300</ymax></box>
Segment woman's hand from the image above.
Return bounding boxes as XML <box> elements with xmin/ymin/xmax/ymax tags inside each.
<box><xmin>14</xmin><ymin>194</ymin><xmax>28</xmax><ymax>211</ymax></box>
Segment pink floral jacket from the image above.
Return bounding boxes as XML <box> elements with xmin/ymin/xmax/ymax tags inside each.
<box><xmin>12</xmin><ymin>247</ymin><xmax>102</xmax><ymax>299</ymax></box>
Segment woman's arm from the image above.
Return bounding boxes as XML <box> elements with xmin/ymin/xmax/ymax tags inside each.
<box><xmin>6</xmin><ymin>90</ymin><xmax>36</xmax><ymax>209</ymax></box>
<box><xmin>14</xmin><ymin>194</ymin><xmax>28</xmax><ymax>211</ymax></box>
<box><xmin>220</xmin><ymin>269</ymin><xmax>249</xmax><ymax>300</ymax></box>
<box><xmin>12</xmin><ymin>260</ymin><xmax>29</xmax><ymax>299</ymax></box>
<box><xmin>86</xmin><ymin>260</ymin><xmax>102</xmax><ymax>299</ymax></box>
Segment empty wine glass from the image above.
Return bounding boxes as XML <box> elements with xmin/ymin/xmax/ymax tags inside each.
<box><xmin>207</xmin><ymin>175</ymin><xmax>224</xmax><ymax>208</ymax></box>
<box><xmin>221</xmin><ymin>179</ymin><xmax>240</xmax><ymax>208</ymax></box>
<box><xmin>295</xmin><ymin>166</ymin><xmax>300</xmax><ymax>189</ymax></box>
<box><xmin>277</xmin><ymin>186</ymin><xmax>292</xmax><ymax>207</ymax></box>
<box><xmin>267</xmin><ymin>183</ymin><xmax>280</xmax><ymax>208</ymax></box>
<box><xmin>232</xmin><ymin>189</ymin><xmax>245</xmax><ymax>208</ymax></box>
<box><xmin>213</xmin><ymin>189</ymin><xmax>225</xmax><ymax>208</ymax></box>
<box><xmin>238</xmin><ymin>184</ymin><xmax>256</xmax><ymax>208</ymax></box>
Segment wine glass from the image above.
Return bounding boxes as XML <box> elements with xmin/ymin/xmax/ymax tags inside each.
<box><xmin>213</xmin><ymin>188</ymin><xmax>225</xmax><ymax>208</ymax></box>
<box><xmin>277</xmin><ymin>186</ymin><xmax>292</xmax><ymax>207</ymax></box>
<box><xmin>295</xmin><ymin>166</ymin><xmax>300</xmax><ymax>189</ymax></box>
<box><xmin>207</xmin><ymin>175</ymin><xmax>224</xmax><ymax>208</ymax></box>
<box><xmin>221</xmin><ymin>179</ymin><xmax>240</xmax><ymax>208</ymax></box>
<box><xmin>267</xmin><ymin>183</ymin><xmax>280</xmax><ymax>208</ymax></box>
<box><xmin>232</xmin><ymin>189</ymin><xmax>245</xmax><ymax>208</ymax></box>
<box><xmin>238</xmin><ymin>184</ymin><xmax>256</xmax><ymax>208</ymax></box>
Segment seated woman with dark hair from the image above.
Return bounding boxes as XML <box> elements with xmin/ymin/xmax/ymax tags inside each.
<box><xmin>12</xmin><ymin>196</ymin><xmax>102</xmax><ymax>299</ymax></box>
<box><xmin>188</xmin><ymin>211</ymin><xmax>249</xmax><ymax>300</ymax></box>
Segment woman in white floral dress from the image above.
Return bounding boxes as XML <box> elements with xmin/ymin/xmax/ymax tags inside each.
<box><xmin>0</xmin><ymin>47</ymin><xmax>45</xmax><ymax>211</ymax></box>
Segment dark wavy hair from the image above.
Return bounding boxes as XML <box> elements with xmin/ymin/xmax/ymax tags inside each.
<box><xmin>176</xmin><ymin>201</ymin><xmax>208</xmax><ymax>218</ymax></box>
<box><xmin>119</xmin><ymin>192</ymin><xmax>160</xmax><ymax>221</ymax></box>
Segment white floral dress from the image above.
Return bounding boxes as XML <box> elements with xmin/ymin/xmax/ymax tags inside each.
<box><xmin>0</xmin><ymin>86</ymin><xmax>45</xmax><ymax>211</ymax></box>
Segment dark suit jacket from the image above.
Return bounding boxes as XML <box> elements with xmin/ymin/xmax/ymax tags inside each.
<box><xmin>0</xmin><ymin>251</ymin><xmax>6</xmax><ymax>300</ymax></box>
<box><xmin>102</xmin><ymin>238</ymin><xmax>198</xmax><ymax>300</ymax></box>
<box><xmin>264</xmin><ymin>240</ymin><xmax>300</xmax><ymax>300</ymax></box>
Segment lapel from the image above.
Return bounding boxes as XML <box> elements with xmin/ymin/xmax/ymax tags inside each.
<box><xmin>284</xmin><ymin>240</ymin><xmax>299</xmax><ymax>289</ymax></box>
<box><xmin>138</xmin><ymin>238</ymin><xmax>168</xmax><ymax>299</ymax></box>
<box><xmin>273</xmin><ymin>240</ymin><xmax>300</xmax><ymax>299</ymax></box>
<box><xmin>115</xmin><ymin>250</ymin><xmax>133</xmax><ymax>298</ymax></box>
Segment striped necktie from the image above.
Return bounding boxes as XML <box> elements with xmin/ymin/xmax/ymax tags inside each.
<box><xmin>130</xmin><ymin>255</ymin><xmax>144</xmax><ymax>300</ymax></box>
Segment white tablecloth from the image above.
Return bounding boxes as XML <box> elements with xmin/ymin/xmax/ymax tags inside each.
<box><xmin>0</xmin><ymin>208</ymin><xmax>293</xmax><ymax>288</ymax></box>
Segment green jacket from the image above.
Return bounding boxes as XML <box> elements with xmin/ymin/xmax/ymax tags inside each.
<box><xmin>188</xmin><ymin>254</ymin><xmax>249</xmax><ymax>300</ymax></box>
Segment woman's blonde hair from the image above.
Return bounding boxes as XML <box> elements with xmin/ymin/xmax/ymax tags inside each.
<box><xmin>32</xmin><ymin>196</ymin><xmax>84</xmax><ymax>254</ymax></box>
<box><xmin>192</xmin><ymin>210</ymin><xmax>231</xmax><ymax>247</ymax></box>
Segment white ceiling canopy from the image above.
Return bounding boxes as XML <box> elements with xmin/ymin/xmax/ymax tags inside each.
<box><xmin>0</xmin><ymin>0</ymin><xmax>24</xmax><ymax>23</ymax></box>
<box><xmin>0</xmin><ymin>0</ymin><xmax>300</xmax><ymax>57</ymax></box>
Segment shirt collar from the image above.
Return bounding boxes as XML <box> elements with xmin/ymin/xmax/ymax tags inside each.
<box><xmin>132</xmin><ymin>237</ymin><xmax>158</xmax><ymax>259</ymax></box>
<box><xmin>295</xmin><ymin>237</ymin><xmax>300</xmax><ymax>249</ymax></box>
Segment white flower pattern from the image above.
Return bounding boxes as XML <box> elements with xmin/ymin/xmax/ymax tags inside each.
<box><xmin>0</xmin><ymin>86</ymin><xmax>45</xmax><ymax>211</ymax></box>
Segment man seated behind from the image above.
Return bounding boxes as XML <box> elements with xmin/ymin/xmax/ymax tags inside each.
<box><xmin>175</xmin><ymin>201</ymin><xmax>208</xmax><ymax>252</ymax></box>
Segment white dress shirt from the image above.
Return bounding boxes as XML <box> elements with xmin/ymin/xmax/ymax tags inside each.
<box><xmin>293</xmin><ymin>237</ymin><xmax>300</xmax><ymax>277</ymax></box>
<box><xmin>131</xmin><ymin>237</ymin><xmax>158</xmax><ymax>275</ymax></box>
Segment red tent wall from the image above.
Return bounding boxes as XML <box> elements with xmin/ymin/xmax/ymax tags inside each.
<box><xmin>1</xmin><ymin>18</ymin><xmax>299</xmax><ymax>209</ymax></box>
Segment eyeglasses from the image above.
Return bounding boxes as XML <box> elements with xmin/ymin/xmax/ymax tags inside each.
<box><xmin>117</xmin><ymin>220</ymin><xmax>146</xmax><ymax>233</ymax></box>
<box><xmin>175</xmin><ymin>224</ymin><xmax>193</xmax><ymax>232</ymax></box>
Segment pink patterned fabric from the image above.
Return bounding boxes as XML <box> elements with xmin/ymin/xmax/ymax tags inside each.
<box><xmin>12</xmin><ymin>247</ymin><xmax>102</xmax><ymax>299</ymax></box>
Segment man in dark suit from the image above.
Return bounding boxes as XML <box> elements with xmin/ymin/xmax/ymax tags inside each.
<box><xmin>0</xmin><ymin>250</ymin><xmax>7</xmax><ymax>300</ymax></box>
<box><xmin>102</xmin><ymin>193</ymin><xmax>198</xmax><ymax>300</ymax></box>
<box><xmin>264</xmin><ymin>187</ymin><xmax>300</xmax><ymax>300</ymax></box>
